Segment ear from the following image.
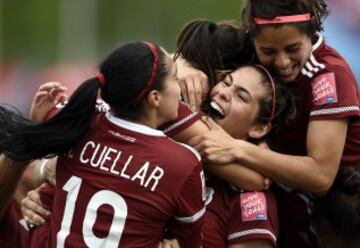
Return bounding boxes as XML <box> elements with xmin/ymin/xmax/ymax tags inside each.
<box><xmin>147</xmin><ymin>90</ymin><xmax>161</xmax><ymax>108</ymax></box>
<box><xmin>248</xmin><ymin>122</ymin><xmax>271</xmax><ymax>139</ymax></box>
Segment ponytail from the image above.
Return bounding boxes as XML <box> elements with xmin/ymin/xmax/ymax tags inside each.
<box><xmin>0</xmin><ymin>78</ymin><xmax>101</xmax><ymax>162</ymax></box>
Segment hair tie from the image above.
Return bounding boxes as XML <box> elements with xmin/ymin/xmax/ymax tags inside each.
<box><xmin>132</xmin><ymin>42</ymin><xmax>160</xmax><ymax>105</ymax></box>
<box><xmin>256</xmin><ymin>65</ymin><xmax>276</xmax><ymax>120</ymax></box>
<box><xmin>254</xmin><ymin>13</ymin><xmax>311</xmax><ymax>25</ymax></box>
<box><xmin>96</xmin><ymin>72</ymin><xmax>106</xmax><ymax>87</ymax></box>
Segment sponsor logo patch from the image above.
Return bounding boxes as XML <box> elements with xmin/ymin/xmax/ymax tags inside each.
<box><xmin>312</xmin><ymin>72</ymin><xmax>337</xmax><ymax>105</ymax></box>
<box><xmin>240</xmin><ymin>192</ymin><xmax>267</xmax><ymax>221</ymax></box>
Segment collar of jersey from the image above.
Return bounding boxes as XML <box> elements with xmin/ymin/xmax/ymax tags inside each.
<box><xmin>105</xmin><ymin>112</ymin><xmax>166</xmax><ymax>137</ymax></box>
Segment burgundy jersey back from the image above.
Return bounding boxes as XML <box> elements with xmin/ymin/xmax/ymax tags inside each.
<box><xmin>29</xmin><ymin>183</ymin><xmax>54</xmax><ymax>248</ymax></box>
<box><xmin>271</xmin><ymin>32</ymin><xmax>360</xmax><ymax>166</ymax></box>
<box><xmin>49</xmin><ymin>113</ymin><xmax>205</xmax><ymax>248</ymax></box>
<box><xmin>0</xmin><ymin>200</ymin><xmax>29</xmax><ymax>248</ymax></box>
<box><xmin>203</xmin><ymin>177</ymin><xmax>279</xmax><ymax>248</ymax></box>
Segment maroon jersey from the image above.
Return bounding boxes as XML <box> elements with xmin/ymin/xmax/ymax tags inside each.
<box><xmin>49</xmin><ymin>113</ymin><xmax>205</xmax><ymax>248</ymax></box>
<box><xmin>29</xmin><ymin>183</ymin><xmax>54</xmax><ymax>248</ymax></box>
<box><xmin>203</xmin><ymin>177</ymin><xmax>279</xmax><ymax>248</ymax></box>
<box><xmin>160</xmin><ymin>101</ymin><xmax>202</xmax><ymax>136</ymax></box>
<box><xmin>271</xmin><ymin>32</ymin><xmax>360</xmax><ymax>166</ymax></box>
<box><xmin>270</xmin><ymin>33</ymin><xmax>360</xmax><ymax>248</ymax></box>
<box><xmin>0</xmin><ymin>200</ymin><xmax>29</xmax><ymax>248</ymax></box>
<box><xmin>47</xmin><ymin>100</ymin><xmax>202</xmax><ymax>138</ymax></box>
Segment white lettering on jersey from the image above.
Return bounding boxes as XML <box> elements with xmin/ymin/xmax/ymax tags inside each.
<box><xmin>79</xmin><ymin>141</ymin><xmax>164</xmax><ymax>191</ymax></box>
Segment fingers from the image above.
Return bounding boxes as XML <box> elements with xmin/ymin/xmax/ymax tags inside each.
<box><xmin>264</xmin><ymin>178</ymin><xmax>272</xmax><ymax>190</ymax></box>
<box><xmin>158</xmin><ymin>239</ymin><xmax>180</xmax><ymax>248</ymax></box>
<box><xmin>186</xmin><ymin>78</ymin><xmax>197</xmax><ymax>111</ymax></box>
<box><xmin>193</xmin><ymin>76</ymin><xmax>203</xmax><ymax>111</ymax></box>
<box><xmin>38</xmin><ymin>82</ymin><xmax>65</xmax><ymax>92</ymax></box>
<box><xmin>201</xmin><ymin>74</ymin><xmax>209</xmax><ymax>102</ymax></box>
<box><xmin>21</xmin><ymin>190</ymin><xmax>50</xmax><ymax>226</ymax></box>
<box><xmin>179</xmin><ymin>77</ymin><xmax>189</xmax><ymax>105</ymax></box>
<box><xmin>179</xmin><ymin>74</ymin><xmax>209</xmax><ymax>111</ymax></box>
<box><xmin>201</xmin><ymin>116</ymin><xmax>221</xmax><ymax>131</ymax></box>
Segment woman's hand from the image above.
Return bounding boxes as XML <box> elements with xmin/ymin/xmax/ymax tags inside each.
<box><xmin>21</xmin><ymin>185</ymin><xmax>50</xmax><ymax>226</ymax></box>
<box><xmin>175</xmin><ymin>56</ymin><xmax>209</xmax><ymax>111</ymax></box>
<box><xmin>189</xmin><ymin>116</ymin><xmax>241</xmax><ymax>164</ymax></box>
<box><xmin>30</xmin><ymin>82</ymin><xmax>67</xmax><ymax>124</ymax></box>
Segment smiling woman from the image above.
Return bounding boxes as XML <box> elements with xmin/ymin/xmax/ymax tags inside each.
<box><xmin>173</xmin><ymin>1</ymin><xmax>360</xmax><ymax>247</ymax></box>
<box><xmin>0</xmin><ymin>41</ymin><xmax>205</xmax><ymax>248</ymax></box>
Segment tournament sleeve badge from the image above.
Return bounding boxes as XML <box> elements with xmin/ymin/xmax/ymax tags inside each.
<box><xmin>240</xmin><ymin>192</ymin><xmax>267</xmax><ymax>222</ymax></box>
<box><xmin>311</xmin><ymin>72</ymin><xmax>338</xmax><ymax>105</ymax></box>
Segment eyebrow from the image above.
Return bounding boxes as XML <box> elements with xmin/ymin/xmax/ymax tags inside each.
<box><xmin>236</xmin><ymin>86</ymin><xmax>253</xmax><ymax>102</ymax></box>
<box><xmin>260</xmin><ymin>41</ymin><xmax>302</xmax><ymax>50</ymax></box>
<box><xmin>226</xmin><ymin>74</ymin><xmax>253</xmax><ymax>102</ymax></box>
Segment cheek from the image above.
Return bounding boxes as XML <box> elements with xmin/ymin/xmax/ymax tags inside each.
<box><xmin>256</xmin><ymin>54</ymin><xmax>272</xmax><ymax>66</ymax></box>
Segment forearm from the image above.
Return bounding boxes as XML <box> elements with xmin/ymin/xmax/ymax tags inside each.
<box><xmin>234</xmin><ymin>141</ymin><xmax>336</xmax><ymax>194</ymax></box>
<box><xmin>0</xmin><ymin>155</ymin><xmax>27</xmax><ymax>219</ymax></box>
<box><xmin>207</xmin><ymin>163</ymin><xmax>267</xmax><ymax>191</ymax></box>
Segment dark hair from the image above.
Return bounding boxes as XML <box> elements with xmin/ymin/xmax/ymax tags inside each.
<box><xmin>175</xmin><ymin>19</ymin><xmax>254</xmax><ymax>87</ymax></box>
<box><xmin>0</xmin><ymin>42</ymin><xmax>168</xmax><ymax>162</ymax></box>
<box><xmin>312</xmin><ymin>167</ymin><xmax>360</xmax><ymax>244</ymax></box>
<box><xmin>251</xmin><ymin>65</ymin><xmax>296</xmax><ymax>142</ymax></box>
<box><xmin>241</xmin><ymin>0</ymin><xmax>329</xmax><ymax>39</ymax></box>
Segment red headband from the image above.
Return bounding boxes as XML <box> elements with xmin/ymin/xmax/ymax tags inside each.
<box><xmin>96</xmin><ymin>72</ymin><xmax>106</xmax><ymax>87</ymax></box>
<box><xmin>254</xmin><ymin>13</ymin><xmax>311</xmax><ymax>25</ymax></box>
<box><xmin>255</xmin><ymin>65</ymin><xmax>276</xmax><ymax>120</ymax></box>
<box><xmin>132</xmin><ymin>42</ymin><xmax>160</xmax><ymax>105</ymax></box>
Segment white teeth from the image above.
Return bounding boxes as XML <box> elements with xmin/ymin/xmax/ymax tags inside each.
<box><xmin>278</xmin><ymin>68</ymin><xmax>292</xmax><ymax>76</ymax></box>
<box><xmin>210</xmin><ymin>101</ymin><xmax>225</xmax><ymax>116</ymax></box>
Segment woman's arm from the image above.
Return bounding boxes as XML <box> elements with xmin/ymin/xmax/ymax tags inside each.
<box><xmin>0</xmin><ymin>155</ymin><xmax>27</xmax><ymax>219</ymax></box>
<box><xmin>192</xmin><ymin>118</ymin><xmax>348</xmax><ymax>195</ymax></box>
<box><xmin>173</xmin><ymin>118</ymin><xmax>268</xmax><ymax>191</ymax></box>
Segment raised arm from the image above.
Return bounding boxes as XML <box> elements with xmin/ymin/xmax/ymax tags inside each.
<box><xmin>174</xmin><ymin>118</ymin><xmax>268</xmax><ymax>191</ymax></box>
<box><xmin>192</xmin><ymin>118</ymin><xmax>348</xmax><ymax>195</ymax></box>
<box><xmin>174</xmin><ymin>56</ymin><xmax>209</xmax><ymax>111</ymax></box>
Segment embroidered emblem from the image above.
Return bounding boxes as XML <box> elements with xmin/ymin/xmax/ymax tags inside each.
<box><xmin>312</xmin><ymin>72</ymin><xmax>337</xmax><ymax>105</ymax></box>
<box><xmin>240</xmin><ymin>192</ymin><xmax>267</xmax><ymax>221</ymax></box>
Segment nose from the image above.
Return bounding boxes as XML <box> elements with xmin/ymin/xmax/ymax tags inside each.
<box><xmin>274</xmin><ymin>52</ymin><xmax>291</xmax><ymax>69</ymax></box>
<box><xmin>218</xmin><ymin>85</ymin><xmax>232</xmax><ymax>102</ymax></box>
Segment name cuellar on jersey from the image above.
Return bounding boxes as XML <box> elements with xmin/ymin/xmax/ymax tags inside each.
<box><xmin>49</xmin><ymin>108</ymin><xmax>205</xmax><ymax>247</ymax></box>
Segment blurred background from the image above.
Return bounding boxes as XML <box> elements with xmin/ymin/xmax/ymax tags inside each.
<box><xmin>0</xmin><ymin>0</ymin><xmax>359</xmax><ymax>113</ymax></box>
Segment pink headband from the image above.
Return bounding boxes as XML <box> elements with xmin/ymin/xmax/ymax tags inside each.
<box><xmin>254</xmin><ymin>13</ymin><xmax>311</xmax><ymax>25</ymax></box>
<box><xmin>255</xmin><ymin>65</ymin><xmax>276</xmax><ymax>120</ymax></box>
<box><xmin>96</xmin><ymin>72</ymin><xmax>106</xmax><ymax>87</ymax></box>
<box><xmin>132</xmin><ymin>42</ymin><xmax>160</xmax><ymax>105</ymax></box>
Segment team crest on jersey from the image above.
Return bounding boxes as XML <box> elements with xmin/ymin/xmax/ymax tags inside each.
<box><xmin>311</xmin><ymin>72</ymin><xmax>338</xmax><ymax>105</ymax></box>
<box><xmin>240</xmin><ymin>192</ymin><xmax>267</xmax><ymax>222</ymax></box>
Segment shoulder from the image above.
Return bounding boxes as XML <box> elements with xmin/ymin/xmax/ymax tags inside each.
<box><xmin>158</xmin><ymin>139</ymin><xmax>202</xmax><ymax>169</ymax></box>
<box><xmin>160</xmin><ymin>101</ymin><xmax>203</xmax><ymax>136</ymax></box>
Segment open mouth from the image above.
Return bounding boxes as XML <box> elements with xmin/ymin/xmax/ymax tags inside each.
<box><xmin>276</xmin><ymin>64</ymin><xmax>297</xmax><ymax>79</ymax></box>
<box><xmin>209</xmin><ymin>101</ymin><xmax>225</xmax><ymax>119</ymax></box>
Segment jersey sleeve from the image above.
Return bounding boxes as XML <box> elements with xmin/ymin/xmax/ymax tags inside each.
<box><xmin>227</xmin><ymin>191</ymin><xmax>279</xmax><ymax>246</ymax></box>
<box><xmin>309</xmin><ymin>65</ymin><xmax>360</xmax><ymax>120</ymax></box>
<box><xmin>159</xmin><ymin>101</ymin><xmax>203</xmax><ymax>137</ymax></box>
<box><xmin>166</xmin><ymin>162</ymin><xmax>205</xmax><ymax>248</ymax></box>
